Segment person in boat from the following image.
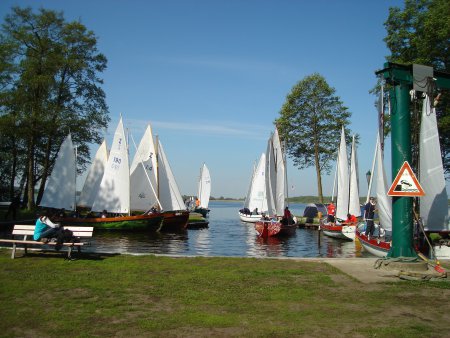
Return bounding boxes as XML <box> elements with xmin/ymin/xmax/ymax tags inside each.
<box><xmin>344</xmin><ymin>213</ymin><xmax>357</xmax><ymax>224</ymax></box>
<box><xmin>33</xmin><ymin>212</ymin><xmax>62</xmax><ymax>243</ymax></box>
<box><xmin>364</xmin><ymin>197</ymin><xmax>376</xmax><ymax>238</ymax></box>
<box><xmin>253</xmin><ymin>207</ymin><xmax>259</xmax><ymax>215</ymax></box>
<box><xmin>261</xmin><ymin>212</ymin><xmax>270</xmax><ymax>221</ymax></box>
<box><xmin>282</xmin><ymin>206</ymin><xmax>293</xmax><ymax>225</ymax></box>
<box><xmin>327</xmin><ymin>202</ymin><xmax>336</xmax><ymax>222</ymax></box>
<box><xmin>101</xmin><ymin>210</ymin><xmax>108</xmax><ymax>218</ymax></box>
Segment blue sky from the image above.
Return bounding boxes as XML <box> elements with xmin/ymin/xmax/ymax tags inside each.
<box><xmin>2</xmin><ymin>0</ymin><xmax>407</xmax><ymax>199</ymax></box>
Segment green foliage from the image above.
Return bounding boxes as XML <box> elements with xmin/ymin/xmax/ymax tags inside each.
<box><xmin>0</xmin><ymin>7</ymin><xmax>110</xmax><ymax>206</ymax></box>
<box><xmin>276</xmin><ymin>73</ymin><xmax>353</xmax><ymax>201</ymax></box>
<box><xmin>383</xmin><ymin>0</ymin><xmax>450</xmax><ymax>175</ymax></box>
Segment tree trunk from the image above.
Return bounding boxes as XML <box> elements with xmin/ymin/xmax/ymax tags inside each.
<box><xmin>26</xmin><ymin>135</ymin><xmax>35</xmax><ymax>210</ymax></box>
<box><xmin>8</xmin><ymin>136</ymin><xmax>17</xmax><ymax>200</ymax></box>
<box><xmin>36</xmin><ymin>138</ymin><xmax>52</xmax><ymax>205</ymax></box>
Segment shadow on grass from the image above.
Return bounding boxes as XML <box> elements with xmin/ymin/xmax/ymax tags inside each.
<box><xmin>9</xmin><ymin>249</ymin><xmax>120</xmax><ymax>261</ymax></box>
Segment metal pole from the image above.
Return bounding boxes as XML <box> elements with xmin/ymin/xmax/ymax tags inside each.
<box><xmin>387</xmin><ymin>83</ymin><xmax>417</xmax><ymax>258</ymax></box>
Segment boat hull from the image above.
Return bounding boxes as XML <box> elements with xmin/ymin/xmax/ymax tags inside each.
<box><xmin>433</xmin><ymin>243</ymin><xmax>450</xmax><ymax>259</ymax></box>
<box><xmin>255</xmin><ymin>220</ymin><xmax>296</xmax><ymax>238</ymax></box>
<box><xmin>160</xmin><ymin>210</ymin><xmax>189</xmax><ymax>232</ymax></box>
<box><xmin>194</xmin><ymin>207</ymin><xmax>210</xmax><ymax>218</ymax></box>
<box><xmin>60</xmin><ymin>213</ymin><xmax>164</xmax><ymax>231</ymax></box>
<box><xmin>239</xmin><ymin>212</ymin><xmax>262</xmax><ymax>223</ymax></box>
<box><xmin>320</xmin><ymin>221</ymin><xmax>356</xmax><ymax>240</ymax></box>
<box><xmin>355</xmin><ymin>229</ymin><xmax>391</xmax><ymax>257</ymax></box>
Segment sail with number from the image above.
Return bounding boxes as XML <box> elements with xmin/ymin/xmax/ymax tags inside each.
<box><xmin>92</xmin><ymin>117</ymin><xmax>130</xmax><ymax>213</ymax></box>
<box><xmin>129</xmin><ymin>125</ymin><xmax>159</xmax><ymax>211</ymax></box>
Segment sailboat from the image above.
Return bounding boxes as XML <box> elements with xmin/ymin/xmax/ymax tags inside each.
<box><xmin>239</xmin><ymin>153</ymin><xmax>268</xmax><ymax>223</ymax></box>
<box><xmin>60</xmin><ymin>118</ymin><xmax>163</xmax><ymax>230</ymax></box>
<box><xmin>77</xmin><ymin>140</ymin><xmax>108</xmax><ymax>209</ymax></box>
<box><xmin>255</xmin><ymin>128</ymin><xmax>296</xmax><ymax>237</ymax></box>
<box><xmin>129</xmin><ymin>124</ymin><xmax>189</xmax><ymax>231</ymax></box>
<box><xmin>194</xmin><ymin>163</ymin><xmax>211</xmax><ymax>218</ymax></box>
<box><xmin>320</xmin><ymin>128</ymin><xmax>360</xmax><ymax>240</ymax></box>
<box><xmin>418</xmin><ymin>95</ymin><xmax>449</xmax><ymax>259</ymax></box>
<box><xmin>355</xmin><ymin>133</ymin><xmax>392</xmax><ymax>257</ymax></box>
<box><xmin>40</xmin><ymin>134</ymin><xmax>77</xmax><ymax>211</ymax></box>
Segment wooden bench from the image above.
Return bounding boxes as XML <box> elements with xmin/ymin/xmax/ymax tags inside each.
<box><xmin>0</xmin><ymin>224</ymin><xmax>94</xmax><ymax>259</ymax></box>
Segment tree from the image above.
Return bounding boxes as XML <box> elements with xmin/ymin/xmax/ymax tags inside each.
<box><xmin>383</xmin><ymin>0</ymin><xmax>450</xmax><ymax>176</ymax></box>
<box><xmin>275</xmin><ymin>73</ymin><xmax>352</xmax><ymax>203</ymax></box>
<box><xmin>0</xmin><ymin>7</ymin><xmax>110</xmax><ymax>209</ymax></box>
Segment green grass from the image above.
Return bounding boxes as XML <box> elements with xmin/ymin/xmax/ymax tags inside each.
<box><xmin>1</xmin><ymin>250</ymin><xmax>450</xmax><ymax>337</ymax></box>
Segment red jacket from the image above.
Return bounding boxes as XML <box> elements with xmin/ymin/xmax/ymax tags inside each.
<box><xmin>327</xmin><ymin>203</ymin><xmax>335</xmax><ymax>216</ymax></box>
<box><xmin>345</xmin><ymin>214</ymin><xmax>357</xmax><ymax>223</ymax></box>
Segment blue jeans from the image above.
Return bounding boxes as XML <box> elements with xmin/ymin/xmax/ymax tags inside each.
<box><xmin>39</xmin><ymin>227</ymin><xmax>59</xmax><ymax>239</ymax></box>
<box><xmin>365</xmin><ymin>220</ymin><xmax>374</xmax><ymax>236</ymax></box>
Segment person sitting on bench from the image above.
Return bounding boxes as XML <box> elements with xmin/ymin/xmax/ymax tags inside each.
<box><xmin>33</xmin><ymin>212</ymin><xmax>62</xmax><ymax>243</ymax></box>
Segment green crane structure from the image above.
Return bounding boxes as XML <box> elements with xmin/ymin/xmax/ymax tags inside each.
<box><xmin>376</xmin><ymin>62</ymin><xmax>450</xmax><ymax>259</ymax></box>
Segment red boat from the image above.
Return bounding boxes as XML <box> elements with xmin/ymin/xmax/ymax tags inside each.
<box><xmin>355</xmin><ymin>227</ymin><xmax>391</xmax><ymax>257</ymax></box>
<box><xmin>320</xmin><ymin>220</ymin><xmax>357</xmax><ymax>240</ymax></box>
<box><xmin>255</xmin><ymin>219</ymin><xmax>296</xmax><ymax>238</ymax></box>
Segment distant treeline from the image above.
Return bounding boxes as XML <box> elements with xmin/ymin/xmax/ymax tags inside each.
<box><xmin>208</xmin><ymin>196</ymin><xmax>372</xmax><ymax>204</ymax></box>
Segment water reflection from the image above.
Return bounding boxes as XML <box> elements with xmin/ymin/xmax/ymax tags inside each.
<box><xmin>0</xmin><ymin>201</ymin><xmax>371</xmax><ymax>258</ymax></box>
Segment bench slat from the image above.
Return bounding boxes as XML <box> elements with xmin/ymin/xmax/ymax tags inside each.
<box><xmin>0</xmin><ymin>239</ymin><xmax>84</xmax><ymax>246</ymax></box>
<box><xmin>12</xmin><ymin>230</ymin><xmax>92</xmax><ymax>237</ymax></box>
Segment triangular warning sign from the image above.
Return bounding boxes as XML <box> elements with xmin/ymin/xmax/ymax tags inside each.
<box><xmin>388</xmin><ymin>161</ymin><xmax>425</xmax><ymax>197</ymax></box>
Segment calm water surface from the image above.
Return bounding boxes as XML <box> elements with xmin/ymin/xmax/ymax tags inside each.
<box><xmin>82</xmin><ymin>201</ymin><xmax>369</xmax><ymax>258</ymax></box>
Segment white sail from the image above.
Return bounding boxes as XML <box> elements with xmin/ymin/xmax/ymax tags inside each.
<box><xmin>243</xmin><ymin>161</ymin><xmax>257</xmax><ymax>209</ymax></box>
<box><xmin>78</xmin><ymin>140</ymin><xmax>108</xmax><ymax>208</ymax></box>
<box><xmin>375</xmin><ymin>134</ymin><xmax>392</xmax><ymax>231</ymax></box>
<box><xmin>419</xmin><ymin>95</ymin><xmax>449</xmax><ymax>231</ymax></box>
<box><xmin>157</xmin><ymin>139</ymin><xmax>185</xmax><ymax>211</ymax></box>
<box><xmin>336</xmin><ymin>127</ymin><xmax>349</xmax><ymax>220</ymax></box>
<box><xmin>197</xmin><ymin>163</ymin><xmax>211</xmax><ymax>209</ymax></box>
<box><xmin>129</xmin><ymin>125</ymin><xmax>159</xmax><ymax>211</ymax></box>
<box><xmin>40</xmin><ymin>134</ymin><xmax>76</xmax><ymax>211</ymax></box>
<box><xmin>246</xmin><ymin>153</ymin><xmax>268</xmax><ymax>212</ymax></box>
<box><xmin>265</xmin><ymin>128</ymin><xmax>286</xmax><ymax>216</ymax></box>
<box><xmin>92</xmin><ymin>117</ymin><xmax>130</xmax><ymax>213</ymax></box>
<box><xmin>348</xmin><ymin>135</ymin><xmax>361</xmax><ymax>217</ymax></box>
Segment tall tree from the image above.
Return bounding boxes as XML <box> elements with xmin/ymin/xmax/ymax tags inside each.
<box><xmin>0</xmin><ymin>7</ymin><xmax>110</xmax><ymax>209</ymax></box>
<box><xmin>383</xmin><ymin>0</ymin><xmax>450</xmax><ymax>176</ymax></box>
<box><xmin>275</xmin><ymin>73</ymin><xmax>352</xmax><ymax>203</ymax></box>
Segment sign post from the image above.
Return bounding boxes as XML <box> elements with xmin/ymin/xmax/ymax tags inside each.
<box><xmin>376</xmin><ymin>63</ymin><xmax>450</xmax><ymax>259</ymax></box>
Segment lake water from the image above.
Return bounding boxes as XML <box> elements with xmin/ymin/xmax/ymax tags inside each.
<box><xmin>79</xmin><ymin>201</ymin><xmax>369</xmax><ymax>258</ymax></box>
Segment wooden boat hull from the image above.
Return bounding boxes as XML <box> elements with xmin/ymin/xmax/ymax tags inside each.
<box><xmin>194</xmin><ymin>207</ymin><xmax>210</xmax><ymax>218</ymax></box>
<box><xmin>255</xmin><ymin>220</ymin><xmax>296</xmax><ymax>238</ymax></box>
<box><xmin>355</xmin><ymin>229</ymin><xmax>390</xmax><ymax>257</ymax></box>
<box><xmin>239</xmin><ymin>212</ymin><xmax>262</xmax><ymax>223</ymax></box>
<box><xmin>320</xmin><ymin>221</ymin><xmax>356</xmax><ymax>240</ymax></box>
<box><xmin>160</xmin><ymin>210</ymin><xmax>189</xmax><ymax>232</ymax></box>
<box><xmin>59</xmin><ymin>213</ymin><xmax>164</xmax><ymax>231</ymax></box>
